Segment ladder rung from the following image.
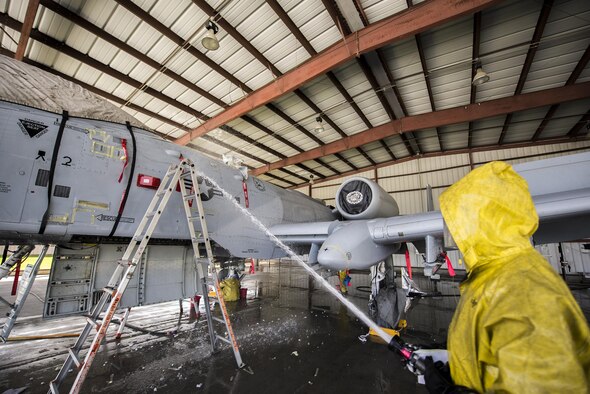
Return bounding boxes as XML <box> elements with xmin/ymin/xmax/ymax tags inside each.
<box><xmin>188</xmin><ymin>215</ymin><xmax>203</xmax><ymax>222</ymax></box>
<box><xmin>117</xmin><ymin>259</ymin><xmax>129</xmax><ymax>267</ymax></box>
<box><xmin>165</xmin><ymin>167</ymin><xmax>179</xmax><ymax>177</ymax></box>
<box><xmin>216</xmin><ymin>335</ymin><xmax>231</xmax><ymax>345</ymax></box>
<box><xmin>86</xmin><ymin>317</ymin><xmax>100</xmax><ymax>329</ymax></box>
<box><xmin>146</xmin><ymin>210</ymin><xmax>160</xmax><ymax>218</ymax></box>
<box><xmin>183</xmin><ymin>194</ymin><xmax>196</xmax><ymax>200</ymax></box>
<box><xmin>49</xmin><ymin>381</ymin><xmax>59</xmax><ymax>394</ymax></box>
<box><xmin>68</xmin><ymin>347</ymin><xmax>81</xmax><ymax>368</ymax></box>
<box><xmin>180</xmin><ymin>171</ymin><xmax>192</xmax><ymax>178</ymax></box>
<box><xmin>191</xmin><ymin>237</ymin><xmax>205</xmax><ymax>243</ymax></box>
<box><xmin>212</xmin><ymin>316</ymin><xmax>225</xmax><ymax>324</ymax></box>
<box><xmin>103</xmin><ymin>286</ymin><xmax>116</xmax><ymax>294</ymax></box>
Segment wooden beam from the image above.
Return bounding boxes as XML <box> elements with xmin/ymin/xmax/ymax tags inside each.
<box><xmin>15</xmin><ymin>0</ymin><xmax>40</xmax><ymax>61</ymax></box>
<box><xmin>175</xmin><ymin>0</ymin><xmax>502</xmax><ymax>145</ymax></box>
<box><xmin>250</xmin><ymin>82</ymin><xmax>590</xmax><ymax>175</ymax></box>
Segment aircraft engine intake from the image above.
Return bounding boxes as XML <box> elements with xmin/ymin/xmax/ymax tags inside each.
<box><xmin>335</xmin><ymin>177</ymin><xmax>399</xmax><ymax>220</ymax></box>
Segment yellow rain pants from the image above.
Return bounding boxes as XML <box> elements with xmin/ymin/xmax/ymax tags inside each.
<box><xmin>439</xmin><ymin>161</ymin><xmax>590</xmax><ymax>393</ymax></box>
<box><xmin>220</xmin><ymin>278</ymin><xmax>240</xmax><ymax>302</ymax></box>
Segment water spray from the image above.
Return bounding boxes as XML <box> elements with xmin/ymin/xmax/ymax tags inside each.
<box><xmin>196</xmin><ymin>171</ymin><xmax>394</xmax><ymax>345</ymax></box>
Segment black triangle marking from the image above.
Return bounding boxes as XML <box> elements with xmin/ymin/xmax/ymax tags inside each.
<box><xmin>19</xmin><ymin>119</ymin><xmax>48</xmax><ymax>138</ymax></box>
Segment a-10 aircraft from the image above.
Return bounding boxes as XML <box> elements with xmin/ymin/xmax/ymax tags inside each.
<box><xmin>1</xmin><ymin>54</ymin><xmax>590</xmax><ymax>330</ymax></box>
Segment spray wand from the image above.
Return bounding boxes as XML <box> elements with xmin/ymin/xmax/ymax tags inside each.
<box><xmin>387</xmin><ymin>336</ymin><xmax>427</xmax><ymax>374</ymax></box>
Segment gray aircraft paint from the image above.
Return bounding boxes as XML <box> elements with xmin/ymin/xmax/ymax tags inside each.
<box><xmin>0</xmin><ymin>100</ymin><xmax>335</xmax><ymax>259</ymax></box>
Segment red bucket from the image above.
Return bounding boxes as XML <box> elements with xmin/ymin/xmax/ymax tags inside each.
<box><xmin>239</xmin><ymin>288</ymin><xmax>248</xmax><ymax>300</ymax></box>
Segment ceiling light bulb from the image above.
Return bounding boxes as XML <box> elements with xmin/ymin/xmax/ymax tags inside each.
<box><xmin>314</xmin><ymin>116</ymin><xmax>324</xmax><ymax>133</ymax></box>
<box><xmin>472</xmin><ymin>62</ymin><xmax>489</xmax><ymax>86</ymax></box>
<box><xmin>202</xmin><ymin>21</ymin><xmax>220</xmax><ymax>51</ymax></box>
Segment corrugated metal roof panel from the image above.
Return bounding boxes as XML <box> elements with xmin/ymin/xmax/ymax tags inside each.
<box><xmin>361</xmin><ymin>0</ymin><xmax>407</xmax><ymax>23</ymax></box>
<box><xmin>503</xmin><ymin>106</ymin><xmax>552</xmax><ymax>143</ymax></box>
<box><xmin>440</xmin><ymin>123</ymin><xmax>468</xmax><ymax>150</ymax></box>
<box><xmin>107</xmin><ymin>50</ymin><xmax>141</xmax><ymax>76</ymax></box>
<box><xmin>27</xmin><ymin>40</ymin><xmax>57</xmax><ymax>67</ymax></box>
<box><xmin>479</xmin><ymin>0</ymin><xmax>539</xmax><ymax>56</ymax></box>
<box><xmin>169</xmin><ymin>3</ymin><xmax>207</xmax><ymax>41</ymax></box>
<box><xmin>150</xmin><ymin>0</ymin><xmax>192</xmax><ymax>31</ymax></box>
<box><xmin>541</xmin><ymin>98</ymin><xmax>590</xmax><ymax>138</ymax></box>
<box><xmin>62</xmin><ymin>23</ymin><xmax>95</xmax><ymax>55</ymax></box>
<box><xmin>94</xmin><ymin>72</ymin><xmax>124</xmax><ymax>94</ymax></box>
<box><xmin>113</xmin><ymin>83</ymin><xmax>135</xmax><ymax>101</ymax></box>
<box><xmin>523</xmin><ymin>0</ymin><xmax>590</xmax><ymax>92</ymax></box>
<box><xmin>476</xmin><ymin>54</ymin><xmax>526</xmax><ymax>101</ymax></box>
<box><xmin>72</xmin><ymin>61</ymin><xmax>102</xmax><ymax>86</ymax></box>
<box><xmin>0</xmin><ymin>25</ymin><xmax>19</xmax><ymax>53</ymax></box>
<box><xmin>37</xmin><ymin>6</ymin><xmax>74</xmax><ymax>42</ymax></box>
<box><xmin>87</xmin><ymin>37</ymin><xmax>119</xmax><ymax>66</ymax></box>
<box><xmin>422</xmin><ymin>16</ymin><xmax>472</xmax><ymax>110</ymax></box>
<box><xmin>217</xmin><ymin>46</ymin><xmax>264</xmax><ymax>84</ymax></box>
<box><xmin>524</xmin><ymin>38</ymin><xmax>590</xmax><ymax>93</ymax></box>
<box><xmin>103</xmin><ymin>4</ymin><xmax>142</xmax><ymax>43</ymax></box>
<box><xmin>414</xmin><ymin>129</ymin><xmax>441</xmax><ymax>152</ymax></box>
<box><xmin>78</xmin><ymin>0</ymin><xmax>117</xmax><ymax>28</ymax></box>
<box><xmin>52</xmin><ymin>51</ymin><xmax>81</xmax><ymax>76</ymax></box>
<box><xmin>470</xmin><ymin>115</ymin><xmax>503</xmax><ymax>146</ymax></box>
<box><xmin>282</xmin><ymin>0</ymin><xmax>341</xmax><ymax>53</ymax></box>
<box><xmin>7</xmin><ymin>0</ymin><xmax>29</xmax><ymax>20</ymax></box>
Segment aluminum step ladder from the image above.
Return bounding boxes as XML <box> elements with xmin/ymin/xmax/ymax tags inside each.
<box><xmin>0</xmin><ymin>244</ymin><xmax>49</xmax><ymax>342</ymax></box>
<box><xmin>178</xmin><ymin>162</ymin><xmax>244</xmax><ymax>369</ymax></box>
<box><xmin>48</xmin><ymin>160</ymin><xmax>244</xmax><ymax>393</ymax></box>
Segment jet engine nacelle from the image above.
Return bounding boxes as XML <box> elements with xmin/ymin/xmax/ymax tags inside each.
<box><xmin>335</xmin><ymin>177</ymin><xmax>399</xmax><ymax>220</ymax></box>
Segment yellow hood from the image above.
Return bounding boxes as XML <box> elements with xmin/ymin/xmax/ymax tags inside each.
<box><xmin>439</xmin><ymin>161</ymin><xmax>538</xmax><ymax>271</ymax></box>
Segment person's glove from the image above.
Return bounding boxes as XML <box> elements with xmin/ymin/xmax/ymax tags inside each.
<box><xmin>423</xmin><ymin>356</ymin><xmax>453</xmax><ymax>393</ymax></box>
<box><xmin>423</xmin><ymin>356</ymin><xmax>478</xmax><ymax>394</ymax></box>
<box><xmin>407</xmin><ymin>349</ymin><xmax>448</xmax><ymax>376</ymax></box>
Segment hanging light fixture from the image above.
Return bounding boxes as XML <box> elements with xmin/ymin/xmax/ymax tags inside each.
<box><xmin>472</xmin><ymin>60</ymin><xmax>490</xmax><ymax>86</ymax></box>
<box><xmin>314</xmin><ymin>116</ymin><xmax>324</xmax><ymax>133</ymax></box>
<box><xmin>202</xmin><ymin>20</ymin><xmax>220</xmax><ymax>51</ymax></box>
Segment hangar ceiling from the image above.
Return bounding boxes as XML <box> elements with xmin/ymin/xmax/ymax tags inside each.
<box><xmin>1</xmin><ymin>0</ymin><xmax>589</xmax><ymax>188</ymax></box>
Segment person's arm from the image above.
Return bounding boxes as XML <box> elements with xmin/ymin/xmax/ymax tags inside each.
<box><xmin>481</xmin><ymin>294</ymin><xmax>587</xmax><ymax>393</ymax></box>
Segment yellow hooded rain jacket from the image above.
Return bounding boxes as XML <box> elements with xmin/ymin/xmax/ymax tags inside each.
<box><xmin>439</xmin><ymin>161</ymin><xmax>590</xmax><ymax>393</ymax></box>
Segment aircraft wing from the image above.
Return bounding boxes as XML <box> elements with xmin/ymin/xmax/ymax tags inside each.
<box><xmin>270</xmin><ymin>152</ymin><xmax>590</xmax><ymax>270</ymax></box>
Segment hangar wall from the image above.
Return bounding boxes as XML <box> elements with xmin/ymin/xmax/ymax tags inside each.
<box><xmin>296</xmin><ymin>141</ymin><xmax>590</xmax><ymax>276</ymax></box>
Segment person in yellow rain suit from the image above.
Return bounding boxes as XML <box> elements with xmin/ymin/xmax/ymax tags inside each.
<box><xmin>424</xmin><ymin>161</ymin><xmax>590</xmax><ymax>393</ymax></box>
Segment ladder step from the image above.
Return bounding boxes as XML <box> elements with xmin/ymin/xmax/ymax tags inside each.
<box><xmin>103</xmin><ymin>286</ymin><xmax>116</xmax><ymax>295</ymax></box>
<box><xmin>183</xmin><ymin>194</ymin><xmax>196</xmax><ymax>200</ymax></box>
<box><xmin>216</xmin><ymin>335</ymin><xmax>231</xmax><ymax>345</ymax></box>
<box><xmin>146</xmin><ymin>210</ymin><xmax>160</xmax><ymax>218</ymax></box>
<box><xmin>49</xmin><ymin>381</ymin><xmax>59</xmax><ymax>394</ymax></box>
<box><xmin>68</xmin><ymin>348</ymin><xmax>81</xmax><ymax>368</ymax></box>
<box><xmin>212</xmin><ymin>316</ymin><xmax>225</xmax><ymax>324</ymax></box>
<box><xmin>188</xmin><ymin>215</ymin><xmax>203</xmax><ymax>222</ymax></box>
<box><xmin>180</xmin><ymin>171</ymin><xmax>192</xmax><ymax>178</ymax></box>
<box><xmin>165</xmin><ymin>166</ymin><xmax>180</xmax><ymax>176</ymax></box>
<box><xmin>86</xmin><ymin>317</ymin><xmax>100</xmax><ymax>329</ymax></box>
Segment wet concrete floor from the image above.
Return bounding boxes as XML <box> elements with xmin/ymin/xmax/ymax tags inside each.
<box><xmin>1</xmin><ymin>264</ymin><xmax>589</xmax><ymax>393</ymax></box>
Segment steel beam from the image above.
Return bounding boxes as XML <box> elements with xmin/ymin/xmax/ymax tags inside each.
<box><xmin>250</xmin><ymin>82</ymin><xmax>590</xmax><ymax>175</ymax></box>
<box><xmin>498</xmin><ymin>0</ymin><xmax>553</xmax><ymax>144</ymax></box>
<box><xmin>15</xmin><ymin>0</ymin><xmax>40</xmax><ymax>61</ymax></box>
<box><xmin>175</xmin><ymin>0</ymin><xmax>502</xmax><ymax>145</ymax></box>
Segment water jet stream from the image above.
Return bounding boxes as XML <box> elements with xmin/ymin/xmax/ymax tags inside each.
<box><xmin>197</xmin><ymin>172</ymin><xmax>394</xmax><ymax>345</ymax></box>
